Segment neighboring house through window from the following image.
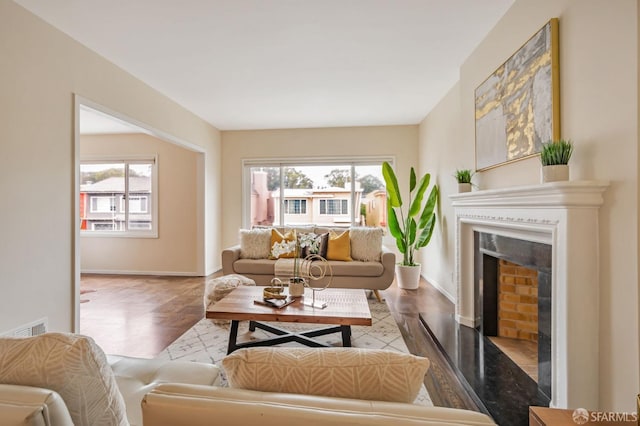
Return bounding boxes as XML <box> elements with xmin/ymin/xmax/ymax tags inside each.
<box><xmin>243</xmin><ymin>158</ymin><xmax>390</xmax><ymax>229</ymax></box>
<box><xmin>80</xmin><ymin>158</ymin><xmax>157</xmax><ymax>237</ymax></box>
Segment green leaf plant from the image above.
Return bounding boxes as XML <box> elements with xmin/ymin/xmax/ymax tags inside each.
<box><xmin>382</xmin><ymin>161</ymin><xmax>439</xmax><ymax>267</ymax></box>
<box><xmin>454</xmin><ymin>169</ymin><xmax>474</xmax><ymax>184</ymax></box>
<box><xmin>540</xmin><ymin>139</ymin><xmax>573</xmax><ymax>166</ymax></box>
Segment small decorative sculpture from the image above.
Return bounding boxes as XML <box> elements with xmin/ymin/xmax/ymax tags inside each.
<box><xmin>299</xmin><ymin>254</ymin><xmax>333</xmax><ymax>309</ymax></box>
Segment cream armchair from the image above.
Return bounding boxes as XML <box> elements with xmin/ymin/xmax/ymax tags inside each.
<box><xmin>0</xmin><ymin>333</ymin><xmax>220</xmax><ymax>426</ymax></box>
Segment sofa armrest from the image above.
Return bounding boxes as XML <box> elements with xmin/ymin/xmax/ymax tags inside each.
<box><xmin>381</xmin><ymin>245</ymin><xmax>396</xmax><ymax>269</ymax></box>
<box><xmin>142</xmin><ymin>383</ymin><xmax>496</xmax><ymax>426</ymax></box>
<box><xmin>222</xmin><ymin>245</ymin><xmax>242</xmax><ymax>275</ymax></box>
<box><xmin>0</xmin><ymin>384</ymin><xmax>74</xmax><ymax>426</ymax></box>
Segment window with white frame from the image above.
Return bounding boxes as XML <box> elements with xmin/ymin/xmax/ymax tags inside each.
<box><xmin>125</xmin><ymin>196</ymin><xmax>149</xmax><ymax>213</ymax></box>
<box><xmin>90</xmin><ymin>196</ymin><xmax>118</xmax><ymax>213</ymax></box>
<box><xmin>243</xmin><ymin>158</ymin><xmax>390</xmax><ymax>229</ymax></box>
<box><xmin>284</xmin><ymin>199</ymin><xmax>307</xmax><ymax>214</ymax></box>
<box><xmin>80</xmin><ymin>158</ymin><xmax>157</xmax><ymax>237</ymax></box>
<box><xmin>319</xmin><ymin>199</ymin><xmax>348</xmax><ymax>215</ymax></box>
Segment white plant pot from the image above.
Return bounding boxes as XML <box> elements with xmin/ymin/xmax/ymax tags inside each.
<box><xmin>396</xmin><ymin>264</ymin><xmax>421</xmax><ymax>290</ymax></box>
<box><xmin>541</xmin><ymin>164</ymin><xmax>569</xmax><ymax>183</ymax></box>
<box><xmin>458</xmin><ymin>183</ymin><xmax>472</xmax><ymax>193</ymax></box>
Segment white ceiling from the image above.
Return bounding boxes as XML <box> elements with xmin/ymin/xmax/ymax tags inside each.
<box><xmin>16</xmin><ymin>0</ymin><xmax>513</xmax><ymax>131</ymax></box>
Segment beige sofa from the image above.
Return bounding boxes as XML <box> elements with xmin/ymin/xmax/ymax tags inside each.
<box><xmin>0</xmin><ymin>381</ymin><xmax>496</xmax><ymax>426</ymax></box>
<box><xmin>0</xmin><ymin>334</ymin><xmax>497</xmax><ymax>426</ymax></box>
<box><xmin>222</xmin><ymin>226</ymin><xmax>396</xmax><ymax>300</ymax></box>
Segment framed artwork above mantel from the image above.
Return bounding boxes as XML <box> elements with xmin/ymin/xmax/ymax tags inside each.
<box><xmin>474</xmin><ymin>18</ymin><xmax>560</xmax><ymax>171</ymax></box>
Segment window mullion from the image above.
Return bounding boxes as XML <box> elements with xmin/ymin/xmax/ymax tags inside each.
<box><xmin>124</xmin><ymin>162</ymin><xmax>129</xmax><ymax>232</ymax></box>
<box><xmin>279</xmin><ymin>164</ymin><xmax>285</xmax><ymax>227</ymax></box>
<box><xmin>350</xmin><ymin>164</ymin><xmax>356</xmax><ymax>226</ymax></box>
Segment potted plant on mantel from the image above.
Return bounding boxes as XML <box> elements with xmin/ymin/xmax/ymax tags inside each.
<box><xmin>382</xmin><ymin>161</ymin><xmax>438</xmax><ymax>290</ymax></box>
<box><xmin>454</xmin><ymin>169</ymin><xmax>475</xmax><ymax>193</ymax></box>
<box><xmin>540</xmin><ymin>139</ymin><xmax>573</xmax><ymax>183</ymax></box>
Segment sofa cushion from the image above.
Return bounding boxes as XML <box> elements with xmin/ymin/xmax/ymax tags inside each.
<box><xmin>233</xmin><ymin>258</ymin><xmax>278</xmax><ymax>275</ymax></box>
<box><xmin>239</xmin><ymin>228</ymin><xmax>272</xmax><ymax>259</ymax></box>
<box><xmin>275</xmin><ymin>226</ymin><xmax>315</xmax><ymax>235</ymax></box>
<box><xmin>326</xmin><ymin>230</ymin><xmax>352</xmax><ymax>261</ymax></box>
<box><xmin>270</xmin><ymin>229</ymin><xmax>297</xmax><ymax>259</ymax></box>
<box><xmin>222</xmin><ymin>347</ymin><xmax>430</xmax><ymax>403</ymax></box>
<box><xmin>349</xmin><ymin>227</ymin><xmax>383</xmax><ymax>261</ymax></box>
<box><xmin>0</xmin><ymin>333</ymin><xmax>128</xmax><ymax>426</ymax></box>
<box><xmin>327</xmin><ymin>260</ymin><xmax>384</xmax><ymax>277</ymax></box>
<box><xmin>299</xmin><ymin>232</ymin><xmax>329</xmax><ymax>258</ymax></box>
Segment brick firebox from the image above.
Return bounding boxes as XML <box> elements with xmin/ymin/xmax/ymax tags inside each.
<box><xmin>498</xmin><ymin>259</ymin><xmax>539</xmax><ymax>342</ymax></box>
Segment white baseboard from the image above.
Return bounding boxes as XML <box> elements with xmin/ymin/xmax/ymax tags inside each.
<box><xmin>421</xmin><ymin>274</ymin><xmax>456</xmax><ymax>303</ymax></box>
<box><xmin>81</xmin><ymin>269</ymin><xmax>201</xmax><ymax>277</ymax></box>
<box><xmin>205</xmin><ymin>265</ymin><xmax>222</xmax><ymax>277</ymax></box>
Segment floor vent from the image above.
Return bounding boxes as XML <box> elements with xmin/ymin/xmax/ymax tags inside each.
<box><xmin>3</xmin><ymin>318</ymin><xmax>48</xmax><ymax>337</ymax></box>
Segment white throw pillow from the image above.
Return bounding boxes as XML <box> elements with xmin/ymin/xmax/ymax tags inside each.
<box><xmin>349</xmin><ymin>227</ymin><xmax>383</xmax><ymax>261</ymax></box>
<box><xmin>0</xmin><ymin>333</ymin><xmax>128</xmax><ymax>426</ymax></box>
<box><xmin>239</xmin><ymin>228</ymin><xmax>272</xmax><ymax>259</ymax></box>
<box><xmin>222</xmin><ymin>347</ymin><xmax>430</xmax><ymax>403</ymax></box>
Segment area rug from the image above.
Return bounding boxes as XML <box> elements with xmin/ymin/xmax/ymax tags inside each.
<box><xmin>156</xmin><ymin>298</ymin><xmax>433</xmax><ymax>406</ymax></box>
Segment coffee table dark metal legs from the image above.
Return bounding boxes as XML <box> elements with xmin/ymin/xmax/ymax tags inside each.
<box><xmin>226</xmin><ymin>320</ymin><xmax>352</xmax><ymax>354</ymax></box>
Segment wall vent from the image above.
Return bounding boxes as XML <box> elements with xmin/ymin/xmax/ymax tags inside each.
<box><xmin>3</xmin><ymin>318</ymin><xmax>48</xmax><ymax>337</ymax></box>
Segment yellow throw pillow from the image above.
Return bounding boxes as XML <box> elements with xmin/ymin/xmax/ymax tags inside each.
<box><xmin>326</xmin><ymin>230</ymin><xmax>352</xmax><ymax>261</ymax></box>
<box><xmin>270</xmin><ymin>229</ymin><xmax>297</xmax><ymax>259</ymax></box>
<box><xmin>222</xmin><ymin>347</ymin><xmax>430</xmax><ymax>403</ymax></box>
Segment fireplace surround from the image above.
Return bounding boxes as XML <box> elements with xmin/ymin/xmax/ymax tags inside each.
<box><xmin>450</xmin><ymin>181</ymin><xmax>608</xmax><ymax>409</ymax></box>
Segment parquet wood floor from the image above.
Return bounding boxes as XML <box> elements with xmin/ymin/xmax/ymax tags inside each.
<box><xmin>80</xmin><ymin>272</ymin><xmax>481</xmax><ymax>412</ymax></box>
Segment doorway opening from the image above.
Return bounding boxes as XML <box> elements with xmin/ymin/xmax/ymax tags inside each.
<box><xmin>73</xmin><ymin>96</ymin><xmax>206</xmax><ymax>340</ymax></box>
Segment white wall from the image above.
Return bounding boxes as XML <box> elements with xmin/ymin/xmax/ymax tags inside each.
<box><xmin>80</xmin><ymin>133</ymin><xmax>201</xmax><ymax>275</ymax></box>
<box><xmin>221</xmin><ymin>125</ymin><xmax>418</xmax><ymax>249</ymax></box>
<box><xmin>0</xmin><ymin>1</ymin><xmax>221</xmax><ymax>334</ymax></box>
<box><xmin>419</xmin><ymin>0</ymin><xmax>638</xmax><ymax>411</ymax></box>
<box><xmin>418</xmin><ymin>82</ymin><xmax>463</xmax><ymax>302</ymax></box>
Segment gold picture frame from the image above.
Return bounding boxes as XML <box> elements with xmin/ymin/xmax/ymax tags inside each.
<box><xmin>475</xmin><ymin>18</ymin><xmax>560</xmax><ymax>171</ymax></box>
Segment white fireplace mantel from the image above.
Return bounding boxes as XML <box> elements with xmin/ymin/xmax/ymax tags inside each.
<box><xmin>450</xmin><ymin>180</ymin><xmax>608</xmax><ymax>410</ymax></box>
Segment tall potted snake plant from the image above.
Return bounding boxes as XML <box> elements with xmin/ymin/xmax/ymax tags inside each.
<box><xmin>382</xmin><ymin>161</ymin><xmax>438</xmax><ymax>290</ymax></box>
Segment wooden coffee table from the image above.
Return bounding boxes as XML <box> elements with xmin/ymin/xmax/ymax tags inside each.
<box><xmin>206</xmin><ymin>286</ymin><xmax>372</xmax><ymax>354</ymax></box>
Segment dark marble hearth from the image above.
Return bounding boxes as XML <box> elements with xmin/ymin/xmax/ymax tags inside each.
<box><xmin>420</xmin><ymin>309</ymin><xmax>550</xmax><ymax>426</ymax></box>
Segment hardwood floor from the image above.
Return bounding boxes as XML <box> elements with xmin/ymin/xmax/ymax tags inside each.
<box><xmin>80</xmin><ymin>272</ymin><xmax>482</xmax><ymax>412</ymax></box>
<box><xmin>80</xmin><ymin>274</ymin><xmax>211</xmax><ymax>358</ymax></box>
<box><xmin>383</xmin><ymin>277</ymin><xmax>483</xmax><ymax>411</ymax></box>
